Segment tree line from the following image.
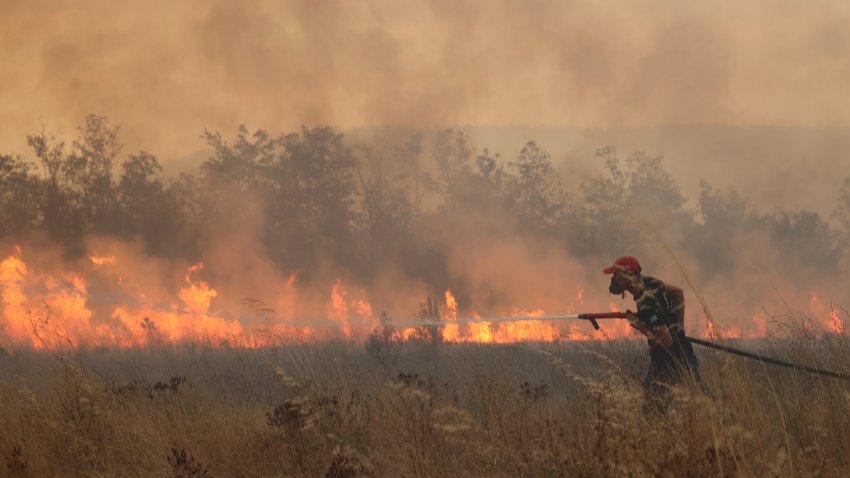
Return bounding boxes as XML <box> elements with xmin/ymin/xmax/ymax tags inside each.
<box><xmin>2</xmin><ymin>114</ymin><xmax>849</xmax><ymax>290</ymax></box>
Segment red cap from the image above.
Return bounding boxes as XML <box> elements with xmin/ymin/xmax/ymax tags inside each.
<box><xmin>603</xmin><ymin>256</ymin><xmax>642</xmax><ymax>274</ymax></box>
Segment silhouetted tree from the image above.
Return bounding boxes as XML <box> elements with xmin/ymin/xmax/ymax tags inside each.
<box><xmin>467</xmin><ymin>147</ymin><xmax>510</xmax><ymax>216</ymax></box>
<box><xmin>767</xmin><ymin>210</ymin><xmax>839</xmax><ymax>273</ymax></box>
<box><xmin>566</xmin><ymin>147</ymin><xmax>638</xmax><ymax>257</ymax></box>
<box><xmin>429</xmin><ymin>129</ymin><xmax>474</xmax><ymax>210</ymax></box>
<box><xmin>66</xmin><ymin>115</ymin><xmax>122</xmax><ymax>234</ymax></box>
<box><xmin>624</xmin><ymin>150</ymin><xmax>691</xmax><ymax>229</ymax></box>
<box><xmin>0</xmin><ymin>154</ymin><xmax>42</xmax><ymax>234</ymax></box>
<box><xmin>355</xmin><ymin>137</ymin><xmax>416</xmax><ymax>275</ymax></box>
<box><xmin>474</xmin><ymin>147</ymin><xmax>504</xmax><ymax>185</ymax></box>
<box><xmin>267</xmin><ymin>126</ymin><xmax>357</xmax><ymax>270</ymax></box>
<box><xmin>504</xmin><ymin>140</ymin><xmax>566</xmax><ymax>233</ymax></box>
<box><xmin>166</xmin><ymin>172</ymin><xmax>204</xmax><ymax>257</ymax></box>
<box><xmin>834</xmin><ymin>178</ymin><xmax>850</xmax><ymax>261</ymax></box>
<box><xmin>684</xmin><ymin>181</ymin><xmax>759</xmax><ymax>278</ymax></box>
<box><xmin>395</xmin><ymin>133</ymin><xmax>425</xmax><ymax>215</ymax></box>
<box><xmin>567</xmin><ymin>147</ymin><xmax>693</xmax><ymax>258</ymax></box>
<box><xmin>201</xmin><ymin>126</ymin><xmax>276</xmax><ymax>191</ymax></box>
<box><xmin>118</xmin><ymin>152</ymin><xmax>187</xmax><ymax>255</ymax></box>
<box><xmin>26</xmin><ymin>129</ymin><xmax>83</xmax><ymax>247</ymax></box>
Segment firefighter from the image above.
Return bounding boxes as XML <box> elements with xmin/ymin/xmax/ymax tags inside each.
<box><xmin>603</xmin><ymin>256</ymin><xmax>702</xmax><ymax>413</ymax></box>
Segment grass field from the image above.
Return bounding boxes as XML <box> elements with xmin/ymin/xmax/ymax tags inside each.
<box><xmin>1</xmin><ymin>321</ymin><xmax>850</xmax><ymax>477</ymax></box>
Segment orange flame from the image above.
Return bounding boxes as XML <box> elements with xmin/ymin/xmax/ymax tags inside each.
<box><xmin>428</xmin><ymin>290</ymin><xmax>634</xmax><ymax>344</ymax></box>
<box><xmin>829</xmin><ymin>309</ymin><xmax>844</xmax><ymax>334</ymax></box>
<box><xmin>326</xmin><ymin>278</ymin><xmax>377</xmax><ymax>341</ymax></box>
<box><xmin>810</xmin><ymin>292</ymin><xmax>844</xmax><ymax>334</ymax></box>
<box><xmin>89</xmin><ymin>255</ymin><xmax>115</xmax><ymax>266</ymax></box>
<box><xmin>2</xmin><ymin>245</ymin><xmax>846</xmax><ymax>349</ymax></box>
<box><xmin>1</xmin><ymin>246</ymin><xmax>30</xmax><ymax>346</ymax></box>
<box><xmin>748</xmin><ymin>311</ymin><xmax>768</xmax><ymax>339</ymax></box>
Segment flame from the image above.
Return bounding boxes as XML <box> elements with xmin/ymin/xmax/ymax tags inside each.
<box><xmin>179</xmin><ymin>263</ymin><xmax>218</xmax><ymax>313</ymax></box>
<box><xmin>105</xmin><ymin>261</ymin><xmax>242</xmax><ymax>346</ymax></box>
<box><xmin>724</xmin><ymin>327</ymin><xmax>742</xmax><ymax>339</ymax></box>
<box><xmin>704</xmin><ymin>319</ymin><xmax>716</xmax><ymax>339</ymax></box>
<box><xmin>434</xmin><ymin>291</ymin><xmax>564</xmax><ymax>343</ymax></box>
<box><xmin>328</xmin><ymin>278</ymin><xmax>350</xmax><ymax>337</ymax></box>
<box><xmin>748</xmin><ymin>311</ymin><xmax>768</xmax><ymax>339</ymax></box>
<box><xmin>326</xmin><ymin>278</ymin><xmax>377</xmax><ymax>341</ymax></box>
<box><xmin>89</xmin><ymin>255</ymin><xmax>115</xmax><ymax>266</ymax></box>
<box><xmin>828</xmin><ymin>309</ymin><xmax>844</xmax><ymax>334</ymax></box>
<box><xmin>1</xmin><ymin>248</ymin><xmax>247</xmax><ymax>348</ymax></box>
<box><xmin>0</xmin><ymin>246</ymin><xmax>31</xmax><ymax>346</ymax></box>
<box><xmin>444</xmin><ymin>290</ymin><xmax>458</xmax><ymax>320</ymax></box>
<box><xmin>274</xmin><ymin>270</ymin><xmax>301</xmax><ymax>323</ymax></box>
<box><xmin>438</xmin><ymin>290</ymin><xmax>461</xmax><ymax>341</ymax></box>
<box><xmin>810</xmin><ymin>292</ymin><xmax>844</xmax><ymax>334</ymax></box>
<box><xmin>427</xmin><ymin>290</ymin><xmax>634</xmax><ymax>344</ymax></box>
<box><xmin>2</xmin><ymin>245</ymin><xmax>846</xmax><ymax>349</ymax></box>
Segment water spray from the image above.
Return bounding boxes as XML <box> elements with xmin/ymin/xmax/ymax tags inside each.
<box><xmin>396</xmin><ymin>310</ymin><xmax>850</xmax><ymax>381</ymax></box>
<box><xmin>400</xmin><ymin>311</ymin><xmax>626</xmax><ymax>330</ymax></box>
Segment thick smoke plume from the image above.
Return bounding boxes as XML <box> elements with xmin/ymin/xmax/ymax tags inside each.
<box><xmin>4</xmin><ymin>0</ymin><xmax>850</xmax><ymax>154</ymax></box>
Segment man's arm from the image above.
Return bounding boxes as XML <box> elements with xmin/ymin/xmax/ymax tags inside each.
<box><xmin>627</xmin><ymin>311</ymin><xmax>674</xmax><ymax>348</ymax></box>
<box><xmin>665</xmin><ymin>284</ymin><xmax>685</xmax><ymax>327</ymax></box>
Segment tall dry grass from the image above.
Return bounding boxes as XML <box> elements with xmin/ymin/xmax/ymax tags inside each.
<box><xmin>1</xmin><ymin>311</ymin><xmax>850</xmax><ymax>477</ymax></box>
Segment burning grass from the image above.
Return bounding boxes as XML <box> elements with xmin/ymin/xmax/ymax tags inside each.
<box><xmin>2</xmin><ymin>318</ymin><xmax>850</xmax><ymax>477</ymax></box>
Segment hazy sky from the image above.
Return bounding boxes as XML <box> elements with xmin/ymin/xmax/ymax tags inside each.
<box><xmin>3</xmin><ymin>0</ymin><xmax>850</xmax><ymax>154</ymax></box>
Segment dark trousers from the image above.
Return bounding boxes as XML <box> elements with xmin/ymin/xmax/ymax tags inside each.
<box><xmin>642</xmin><ymin>349</ymin><xmax>703</xmax><ymax>414</ymax></box>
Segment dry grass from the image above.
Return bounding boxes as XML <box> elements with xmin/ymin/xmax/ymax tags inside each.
<box><xmin>2</xmin><ymin>319</ymin><xmax>850</xmax><ymax>477</ymax></box>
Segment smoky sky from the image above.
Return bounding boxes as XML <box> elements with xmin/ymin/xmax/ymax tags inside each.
<box><xmin>3</xmin><ymin>0</ymin><xmax>850</xmax><ymax>158</ymax></box>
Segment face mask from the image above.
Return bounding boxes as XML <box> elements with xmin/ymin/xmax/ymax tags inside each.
<box><xmin>609</xmin><ymin>276</ymin><xmax>626</xmax><ymax>298</ymax></box>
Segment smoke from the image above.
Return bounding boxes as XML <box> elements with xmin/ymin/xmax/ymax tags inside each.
<box><xmin>3</xmin><ymin>0</ymin><xmax>850</xmax><ymax>158</ymax></box>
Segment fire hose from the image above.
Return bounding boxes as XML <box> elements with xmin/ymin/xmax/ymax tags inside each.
<box><xmin>402</xmin><ymin>311</ymin><xmax>850</xmax><ymax>381</ymax></box>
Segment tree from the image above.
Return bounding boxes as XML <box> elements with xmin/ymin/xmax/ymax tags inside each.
<box><xmin>0</xmin><ymin>154</ymin><xmax>42</xmax><ymax>235</ymax></box>
<box><xmin>567</xmin><ymin>147</ymin><xmax>693</xmax><ymax>258</ymax></box>
<box><xmin>118</xmin><ymin>152</ymin><xmax>186</xmax><ymax>255</ymax></box>
<box><xmin>465</xmin><ymin>147</ymin><xmax>510</xmax><ymax>217</ymax></box>
<box><xmin>393</xmin><ymin>133</ymin><xmax>425</xmax><ymax>216</ymax></box>
<box><xmin>567</xmin><ymin>147</ymin><xmax>637</xmax><ymax>257</ymax></box>
<box><xmin>474</xmin><ymin>147</ymin><xmax>505</xmax><ymax>186</ymax></box>
<box><xmin>165</xmin><ymin>172</ymin><xmax>204</xmax><ymax>257</ymax></box>
<box><xmin>27</xmin><ymin>129</ymin><xmax>83</xmax><ymax>245</ymax></box>
<box><xmin>267</xmin><ymin>126</ymin><xmax>358</xmax><ymax>270</ymax></box>
<box><xmin>834</xmin><ymin>178</ymin><xmax>850</xmax><ymax>261</ymax></box>
<box><xmin>624</xmin><ymin>150</ymin><xmax>690</xmax><ymax>227</ymax></box>
<box><xmin>767</xmin><ymin>210</ymin><xmax>840</xmax><ymax>274</ymax></box>
<box><xmin>66</xmin><ymin>115</ymin><xmax>122</xmax><ymax>234</ymax></box>
<box><xmin>429</xmin><ymin>129</ymin><xmax>474</xmax><ymax>210</ymax></box>
<box><xmin>684</xmin><ymin>181</ymin><xmax>758</xmax><ymax>278</ymax></box>
<box><xmin>201</xmin><ymin>125</ymin><xmax>276</xmax><ymax>191</ymax></box>
<box><xmin>355</xmin><ymin>137</ymin><xmax>418</xmax><ymax>275</ymax></box>
<box><xmin>504</xmin><ymin>140</ymin><xmax>566</xmax><ymax>233</ymax></box>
